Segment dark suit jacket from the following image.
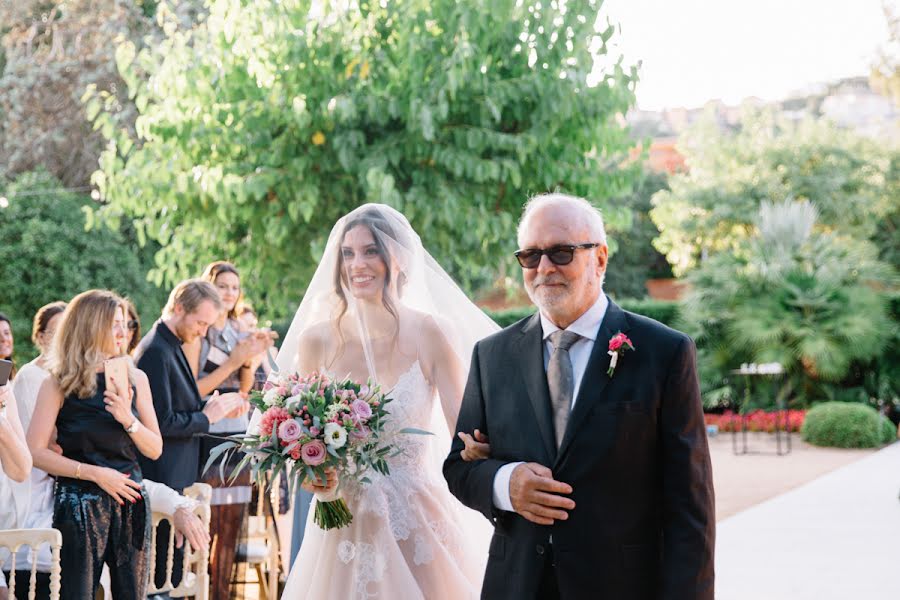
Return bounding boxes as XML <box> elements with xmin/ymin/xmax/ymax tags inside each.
<box><xmin>135</xmin><ymin>320</ymin><xmax>210</xmax><ymax>490</ymax></box>
<box><xmin>444</xmin><ymin>299</ymin><xmax>715</xmax><ymax>600</ymax></box>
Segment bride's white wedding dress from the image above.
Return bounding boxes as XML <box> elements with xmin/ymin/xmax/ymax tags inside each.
<box><xmin>281</xmin><ymin>360</ymin><xmax>489</xmax><ymax>599</ymax></box>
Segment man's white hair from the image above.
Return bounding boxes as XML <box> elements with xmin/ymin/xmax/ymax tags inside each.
<box><xmin>517</xmin><ymin>192</ymin><xmax>607</xmax><ymax>247</ymax></box>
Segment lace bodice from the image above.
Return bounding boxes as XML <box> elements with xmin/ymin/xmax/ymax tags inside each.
<box><xmin>346</xmin><ymin>360</ymin><xmax>442</xmax><ymax>499</ymax></box>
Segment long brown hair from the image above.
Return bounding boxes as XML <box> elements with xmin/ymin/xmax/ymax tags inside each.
<box><xmin>31</xmin><ymin>301</ymin><xmax>67</xmax><ymax>348</ymax></box>
<box><xmin>49</xmin><ymin>290</ymin><xmax>126</xmax><ymax>399</ymax></box>
<box><xmin>332</xmin><ymin>208</ymin><xmax>408</xmax><ymax>354</ymax></box>
<box><xmin>200</xmin><ymin>261</ymin><xmax>243</xmax><ymax>320</ymax></box>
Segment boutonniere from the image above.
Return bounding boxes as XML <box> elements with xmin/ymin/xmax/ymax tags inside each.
<box><xmin>607</xmin><ymin>332</ymin><xmax>634</xmax><ymax>377</ymax></box>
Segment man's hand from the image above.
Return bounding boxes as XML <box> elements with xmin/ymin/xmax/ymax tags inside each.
<box><xmin>202</xmin><ymin>391</ymin><xmax>245</xmax><ymax>424</ymax></box>
<box><xmin>458</xmin><ymin>429</ymin><xmax>491</xmax><ymax>461</ymax></box>
<box><xmin>509</xmin><ymin>462</ymin><xmax>575</xmax><ymax>525</ymax></box>
<box><xmin>173</xmin><ymin>505</ymin><xmax>210</xmax><ymax>551</ymax></box>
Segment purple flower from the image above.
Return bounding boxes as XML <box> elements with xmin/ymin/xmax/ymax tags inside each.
<box><xmin>278</xmin><ymin>419</ymin><xmax>303</xmax><ymax>442</ymax></box>
<box><xmin>350</xmin><ymin>399</ymin><xmax>373</xmax><ymax>421</ymax></box>
<box><xmin>349</xmin><ymin>425</ymin><xmax>371</xmax><ymax>442</ymax></box>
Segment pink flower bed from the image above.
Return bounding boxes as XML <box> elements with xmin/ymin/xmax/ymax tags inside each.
<box><xmin>705</xmin><ymin>409</ymin><xmax>806</xmax><ymax>433</ymax></box>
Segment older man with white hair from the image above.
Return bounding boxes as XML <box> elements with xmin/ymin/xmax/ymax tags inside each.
<box><xmin>445</xmin><ymin>193</ymin><xmax>715</xmax><ymax>600</ymax></box>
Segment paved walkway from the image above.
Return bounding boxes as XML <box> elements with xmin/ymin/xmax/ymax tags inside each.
<box><xmin>716</xmin><ymin>441</ymin><xmax>900</xmax><ymax>599</ymax></box>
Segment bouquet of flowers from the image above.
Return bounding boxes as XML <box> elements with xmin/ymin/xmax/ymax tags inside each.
<box><xmin>204</xmin><ymin>369</ymin><xmax>421</xmax><ymax>530</ymax></box>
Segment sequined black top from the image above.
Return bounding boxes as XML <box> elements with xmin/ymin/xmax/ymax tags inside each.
<box><xmin>57</xmin><ymin>373</ymin><xmax>142</xmax><ymax>482</ymax></box>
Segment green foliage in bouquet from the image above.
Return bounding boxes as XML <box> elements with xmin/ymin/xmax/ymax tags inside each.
<box><xmin>205</xmin><ymin>369</ymin><xmax>428</xmax><ymax>529</ymax></box>
<box><xmin>801</xmin><ymin>401</ymin><xmax>896</xmax><ymax>448</ymax></box>
<box><xmin>88</xmin><ymin>0</ymin><xmax>640</xmax><ymax>319</ymax></box>
<box><xmin>680</xmin><ymin>200</ymin><xmax>897</xmax><ymax>408</ymax></box>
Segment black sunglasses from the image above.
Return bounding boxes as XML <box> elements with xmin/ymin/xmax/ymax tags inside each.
<box><xmin>127</xmin><ymin>320</ymin><xmax>140</xmax><ymax>331</ymax></box>
<box><xmin>514</xmin><ymin>243</ymin><xmax>600</xmax><ymax>269</ymax></box>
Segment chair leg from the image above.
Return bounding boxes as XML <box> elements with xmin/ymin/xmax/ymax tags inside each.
<box><xmin>255</xmin><ymin>563</ymin><xmax>268</xmax><ymax>599</ymax></box>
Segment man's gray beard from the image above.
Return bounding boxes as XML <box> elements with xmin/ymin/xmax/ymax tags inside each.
<box><xmin>525</xmin><ymin>283</ymin><xmax>569</xmax><ymax>312</ymax></box>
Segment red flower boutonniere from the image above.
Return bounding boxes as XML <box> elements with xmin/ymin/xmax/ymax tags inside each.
<box><xmin>607</xmin><ymin>332</ymin><xmax>634</xmax><ymax>377</ymax></box>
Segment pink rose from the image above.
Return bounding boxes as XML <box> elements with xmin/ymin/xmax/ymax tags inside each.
<box><xmin>300</xmin><ymin>440</ymin><xmax>327</xmax><ymax>466</ymax></box>
<box><xmin>609</xmin><ymin>333</ymin><xmax>632</xmax><ymax>352</ymax></box>
<box><xmin>350</xmin><ymin>425</ymin><xmax>370</xmax><ymax>442</ymax></box>
<box><xmin>278</xmin><ymin>419</ymin><xmax>303</xmax><ymax>442</ymax></box>
<box><xmin>309</xmin><ymin>426</ymin><xmax>320</xmax><ymax>437</ymax></box>
<box><xmin>350</xmin><ymin>399</ymin><xmax>373</xmax><ymax>421</ymax></box>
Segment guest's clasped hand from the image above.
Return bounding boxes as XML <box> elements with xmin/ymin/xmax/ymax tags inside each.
<box><xmin>202</xmin><ymin>390</ymin><xmax>248</xmax><ymax>423</ymax></box>
<box><xmin>509</xmin><ymin>463</ymin><xmax>575</xmax><ymax>526</ymax></box>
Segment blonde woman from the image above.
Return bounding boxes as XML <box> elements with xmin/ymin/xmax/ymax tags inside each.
<box><xmin>27</xmin><ymin>290</ymin><xmax>162</xmax><ymax>600</ymax></box>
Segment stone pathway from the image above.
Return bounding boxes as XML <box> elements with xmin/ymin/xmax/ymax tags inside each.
<box><xmin>715</xmin><ymin>441</ymin><xmax>900</xmax><ymax>599</ymax></box>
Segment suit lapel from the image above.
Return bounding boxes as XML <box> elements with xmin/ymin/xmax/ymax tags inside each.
<box><xmin>517</xmin><ymin>314</ymin><xmax>557</xmax><ymax>464</ymax></box>
<box><xmin>159</xmin><ymin>322</ymin><xmax>201</xmax><ymax>400</ymax></box>
<box><xmin>555</xmin><ymin>300</ymin><xmax>630</xmax><ymax>466</ymax></box>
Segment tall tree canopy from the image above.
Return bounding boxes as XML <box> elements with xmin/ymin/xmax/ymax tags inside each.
<box><xmin>92</xmin><ymin>0</ymin><xmax>640</xmax><ymax>317</ymax></box>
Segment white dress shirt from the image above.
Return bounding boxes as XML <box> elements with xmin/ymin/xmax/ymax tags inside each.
<box><xmin>491</xmin><ymin>294</ymin><xmax>609</xmax><ymax>512</ymax></box>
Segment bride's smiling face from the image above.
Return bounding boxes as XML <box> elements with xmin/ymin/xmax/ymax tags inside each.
<box><xmin>341</xmin><ymin>225</ymin><xmax>388</xmax><ymax>301</ymax></box>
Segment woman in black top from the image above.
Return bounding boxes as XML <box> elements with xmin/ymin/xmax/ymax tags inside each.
<box><xmin>27</xmin><ymin>290</ymin><xmax>162</xmax><ymax>600</ymax></box>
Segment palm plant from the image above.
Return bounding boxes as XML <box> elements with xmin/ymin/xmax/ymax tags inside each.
<box><xmin>682</xmin><ymin>200</ymin><xmax>896</xmax><ymax>407</ymax></box>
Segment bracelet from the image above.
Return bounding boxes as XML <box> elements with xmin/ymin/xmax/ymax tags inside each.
<box><xmin>75</xmin><ymin>463</ymin><xmax>82</xmax><ymax>480</ymax></box>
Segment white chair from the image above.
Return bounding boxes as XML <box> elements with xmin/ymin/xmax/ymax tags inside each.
<box><xmin>232</xmin><ymin>483</ymin><xmax>281</xmax><ymax>600</ymax></box>
<box><xmin>147</xmin><ymin>482</ymin><xmax>211</xmax><ymax>600</ymax></box>
<box><xmin>0</xmin><ymin>528</ymin><xmax>62</xmax><ymax>600</ymax></box>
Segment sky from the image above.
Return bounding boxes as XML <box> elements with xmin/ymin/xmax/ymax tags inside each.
<box><xmin>597</xmin><ymin>0</ymin><xmax>893</xmax><ymax>110</ymax></box>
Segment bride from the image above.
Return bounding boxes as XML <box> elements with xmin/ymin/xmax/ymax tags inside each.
<box><xmin>273</xmin><ymin>204</ymin><xmax>498</xmax><ymax>599</ymax></box>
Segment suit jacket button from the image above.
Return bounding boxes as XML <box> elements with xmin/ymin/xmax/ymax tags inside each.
<box><xmin>536</xmin><ymin>545</ymin><xmax>545</xmax><ymax>555</ymax></box>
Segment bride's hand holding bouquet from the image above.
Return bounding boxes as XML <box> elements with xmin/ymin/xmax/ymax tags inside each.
<box><xmin>205</xmin><ymin>369</ymin><xmax>422</xmax><ymax>530</ymax></box>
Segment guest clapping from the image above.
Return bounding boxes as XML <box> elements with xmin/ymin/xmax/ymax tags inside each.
<box><xmin>184</xmin><ymin>261</ymin><xmax>272</xmax><ymax>599</ymax></box>
<box><xmin>27</xmin><ymin>290</ymin><xmax>163</xmax><ymax>599</ymax></box>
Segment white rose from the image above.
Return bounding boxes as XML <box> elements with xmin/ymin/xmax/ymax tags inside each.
<box><xmin>324</xmin><ymin>422</ymin><xmax>347</xmax><ymax>449</ymax></box>
<box><xmin>263</xmin><ymin>388</ymin><xmax>280</xmax><ymax>406</ymax></box>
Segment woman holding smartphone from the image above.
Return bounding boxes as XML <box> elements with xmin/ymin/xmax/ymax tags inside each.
<box><xmin>27</xmin><ymin>290</ymin><xmax>163</xmax><ymax>599</ymax></box>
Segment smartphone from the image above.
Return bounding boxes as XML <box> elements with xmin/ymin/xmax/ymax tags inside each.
<box><xmin>104</xmin><ymin>356</ymin><xmax>130</xmax><ymax>397</ymax></box>
<box><xmin>0</xmin><ymin>359</ymin><xmax>12</xmax><ymax>387</ymax></box>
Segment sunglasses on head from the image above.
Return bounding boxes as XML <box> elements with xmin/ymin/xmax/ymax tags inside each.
<box><xmin>514</xmin><ymin>243</ymin><xmax>600</xmax><ymax>269</ymax></box>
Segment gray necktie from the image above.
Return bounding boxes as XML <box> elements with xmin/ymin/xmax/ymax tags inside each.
<box><xmin>548</xmin><ymin>330</ymin><xmax>580</xmax><ymax>448</ymax></box>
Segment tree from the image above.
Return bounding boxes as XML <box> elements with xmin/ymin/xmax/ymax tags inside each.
<box><xmin>603</xmin><ymin>170</ymin><xmax>672</xmax><ymax>299</ymax></box>
<box><xmin>681</xmin><ymin>200</ymin><xmax>896</xmax><ymax>408</ymax></box>
<box><xmin>650</xmin><ymin>109</ymin><xmax>898</xmax><ymax>277</ymax></box>
<box><xmin>91</xmin><ymin>0</ymin><xmax>640</xmax><ymax>319</ymax></box>
<box><xmin>0</xmin><ymin>170</ymin><xmax>165</xmax><ymax>362</ymax></box>
<box><xmin>0</xmin><ymin>0</ymin><xmax>150</xmax><ymax>187</ymax></box>
<box><xmin>870</xmin><ymin>1</ymin><xmax>900</xmax><ymax>107</ymax></box>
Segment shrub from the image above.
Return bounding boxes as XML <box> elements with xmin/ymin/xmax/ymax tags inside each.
<box><xmin>484</xmin><ymin>298</ymin><xmax>681</xmax><ymax>329</ymax></box>
<box><xmin>801</xmin><ymin>402</ymin><xmax>896</xmax><ymax>448</ymax></box>
<box><xmin>0</xmin><ymin>170</ymin><xmax>165</xmax><ymax>362</ymax></box>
